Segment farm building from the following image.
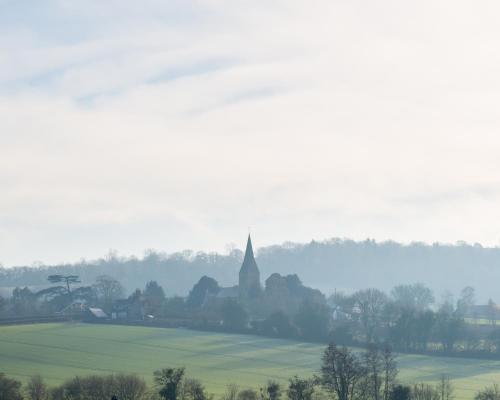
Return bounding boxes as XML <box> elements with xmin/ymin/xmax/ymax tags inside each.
<box><xmin>84</xmin><ymin>307</ymin><xmax>108</xmax><ymax>321</ymax></box>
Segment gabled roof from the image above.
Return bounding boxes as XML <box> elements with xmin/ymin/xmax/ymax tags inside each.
<box><xmin>88</xmin><ymin>307</ymin><xmax>107</xmax><ymax>318</ymax></box>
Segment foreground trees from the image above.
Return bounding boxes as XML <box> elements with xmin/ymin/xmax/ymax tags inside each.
<box><xmin>320</xmin><ymin>344</ymin><xmax>457</xmax><ymax>400</ymax></box>
<box><xmin>0</xmin><ymin>340</ymin><xmax>400</xmax><ymax>400</ymax></box>
<box><xmin>0</xmin><ymin>351</ymin><xmax>462</xmax><ymax>400</ymax></box>
<box><xmin>154</xmin><ymin>367</ymin><xmax>186</xmax><ymax>400</ymax></box>
<box><xmin>390</xmin><ymin>385</ymin><xmax>411</xmax><ymax>400</ymax></box>
<box><xmin>287</xmin><ymin>377</ymin><xmax>315</xmax><ymax>400</ymax></box>
<box><xmin>51</xmin><ymin>374</ymin><xmax>146</xmax><ymax>400</ymax></box>
<box><xmin>320</xmin><ymin>343</ymin><xmax>400</xmax><ymax>400</ymax></box>
<box><xmin>26</xmin><ymin>375</ymin><xmax>48</xmax><ymax>400</ymax></box>
<box><xmin>321</xmin><ymin>343</ymin><xmax>364</xmax><ymax>400</ymax></box>
<box><xmin>0</xmin><ymin>373</ymin><xmax>23</xmax><ymax>400</ymax></box>
<box><xmin>475</xmin><ymin>384</ymin><xmax>500</xmax><ymax>400</ymax></box>
<box><xmin>260</xmin><ymin>381</ymin><xmax>282</xmax><ymax>400</ymax></box>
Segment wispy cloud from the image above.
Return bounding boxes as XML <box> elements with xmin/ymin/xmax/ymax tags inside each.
<box><xmin>2</xmin><ymin>0</ymin><xmax>500</xmax><ymax>265</ymax></box>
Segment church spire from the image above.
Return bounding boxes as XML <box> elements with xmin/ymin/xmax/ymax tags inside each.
<box><xmin>243</xmin><ymin>234</ymin><xmax>255</xmax><ymax>263</ymax></box>
<box><xmin>239</xmin><ymin>234</ymin><xmax>261</xmax><ymax>298</ymax></box>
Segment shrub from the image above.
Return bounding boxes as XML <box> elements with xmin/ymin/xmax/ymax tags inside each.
<box><xmin>0</xmin><ymin>373</ymin><xmax>23</xmax><ymax>400</ymax></box>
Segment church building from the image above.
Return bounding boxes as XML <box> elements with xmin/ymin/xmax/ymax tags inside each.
<box><xmin>238</xmin><ymin>235</ymin><xmax>261</xmax><ymax>298</ymax></box>
<box><xmin>215</xmin><ymin>234</ymin><xmax>262</xmax><ymax>300</ymax></box>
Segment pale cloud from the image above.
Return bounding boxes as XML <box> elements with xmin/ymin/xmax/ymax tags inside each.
<box><xmin>2</xmin><ymin>0</ymin><xmax>500</xmax><ymax>266</ymax></box>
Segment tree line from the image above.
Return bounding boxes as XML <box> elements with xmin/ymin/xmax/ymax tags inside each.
<box><xmin>173</xmin><ymin>279</ymin><xmax>500</xmax><ymax>359</ymax></box>
<box><xmin>3</xmin><ymin>238</ymin><xmax>500</xmax><ymax>300</ymax></box>
<box><xmin>4</xmin><ymin>274</ymin><xmax>500</xmax><ymax>358</ymax></box>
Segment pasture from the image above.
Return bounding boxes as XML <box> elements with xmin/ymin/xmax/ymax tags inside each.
<box><xmin>1</xmin><ymin>323</ymin><xmax>500</xmax><ymax>399</ymax></box>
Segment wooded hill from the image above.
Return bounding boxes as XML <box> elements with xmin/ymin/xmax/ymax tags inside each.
<box><xmin>1</xmin><ymin>238</ymin><xmax>499</xmax><ymax>300</ymax></box>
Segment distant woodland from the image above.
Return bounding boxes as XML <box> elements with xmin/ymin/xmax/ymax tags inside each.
<box><xmin>1</xmin><ymin>238</ymin><xmax>500</xmax><ymax>300</ymax></box>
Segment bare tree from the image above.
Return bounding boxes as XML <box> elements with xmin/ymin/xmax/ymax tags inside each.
<box><xmin>113</xmin><ymin>374</ymin><xmax>147</xmax><ymax>400</ymax></box>
<box><xmin>391</xmin><ymin>284</ymin><xmax>434</xmax><ymax>311</ymax></box>
<box><xmin>412</xmin><ymin>384</ymin><xmax>440</xmax><ymax>400</ymax></box>
<box><xmin>475</xmin><ymin>384</ymin><xmax>500</xmax><ymax>400</ymax></box>
<box><xmin>222</xmin><ymin>384</ymin><xmax>240</xmax><ymax>400</ymax></box>
<box><xmin>25</xmin><ymin>375</ymin><xmax>48</xmax><ymax>400</ymax></box>
<box><xmin>321</xmin><ymin>343</ymin><xmax>364</xmax><ymax>400</ymax></box>
<box><xmin>353</xmin><ymin>289</ymin><xmax>388</xmax><ymax>342</ymax></box>
<box><xmin>456</xmin><ymin>287</ymin><xmax>475</xmax><ymax>318</ymax></box>
<box><xmin>382</xmin><ymin>346</ymin><xmax>398</xmax><ymax>400</ymax></box>
<box><xmin>180</xmin><ymin>378</ymin><xmax>209</xmax><ymax>400</ymax></box>
<box><xmin>364</xmin><ymin>345</ymin><xmax>383</xmax><ymax>400</ymax></box>
<box><xmin>436</xmin><ymin>375</ymin><xmax>454</xmax><ymax>400</ymax></box>
<box><xmin>93</xmin><ymin>275</ymin><xmax>125</xmax><ymax>310</ymax></box>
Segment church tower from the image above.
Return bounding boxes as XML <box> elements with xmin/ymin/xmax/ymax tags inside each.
<box><xmin>239</xmin><ymin>234</ymin><xmax>261</xmax><ymax>299</ymax></box>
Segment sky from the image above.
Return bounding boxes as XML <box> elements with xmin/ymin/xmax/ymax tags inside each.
<box><xmin>2</xmin><ymin>0</ymin><xmax>500</xmax><ymax>267</ymax></box>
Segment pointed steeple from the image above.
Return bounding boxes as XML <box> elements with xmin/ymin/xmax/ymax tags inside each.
<box><xmin>239</xmin><ymin>234</ymin><xmax>261</xmax><ymax>298</ymax></box>
<box><xmin>243</xmin><ymin>234</ymin><xmax>255</xmax><ymax>264</ymax></box>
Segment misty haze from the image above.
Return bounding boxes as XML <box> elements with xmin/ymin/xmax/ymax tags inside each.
<box><xmin>2</xmin><ymin>2</ymin><xmax>500</xmax><ymax>400</ymax></box>
<box><xmin>1</xmin><ymin>238</ymin><xmax>499</xmax><ymax>302</ymax></box>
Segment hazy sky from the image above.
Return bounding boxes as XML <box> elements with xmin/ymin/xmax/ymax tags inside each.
<box><xmin>2</xmin><ymin>0</ymin><xmax>500</xmax><ymax>266</ymax></box>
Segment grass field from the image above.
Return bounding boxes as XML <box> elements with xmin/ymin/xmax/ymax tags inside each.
<box><xmin>2</xmin><ymin>323</ymin><xmax>500</xmax><ymax>399</ymax></box>
<box><xmin>465</xmin><ymin>318</ymin><xmax>500</xmax><ymax>326</ymax></box>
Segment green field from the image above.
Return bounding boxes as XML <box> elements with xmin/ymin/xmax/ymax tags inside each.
<box><xmin>1</xmin><ymin>323</ymin><xmax>500</xmax><ymax>399</ymax></box>
<box><xmin>465</xmin><ymin>318</ymin><xmax>500</xmax><ymax>326</ymax></box>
